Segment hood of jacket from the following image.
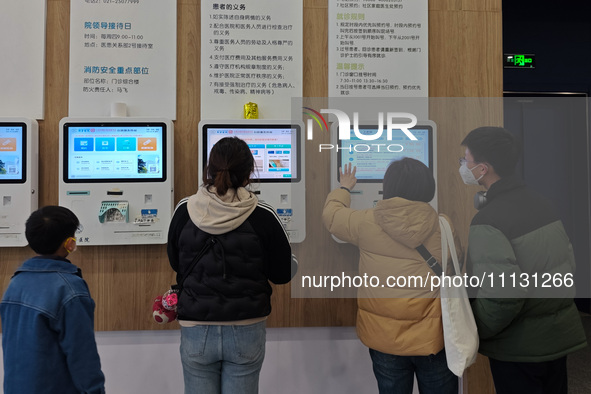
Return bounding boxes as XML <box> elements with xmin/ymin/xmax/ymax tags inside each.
<box><xmin>187</xmin><ymin>186</ymin><xmax>257</xmax><ymax>234</ymax></box>
<box><xmin>373</xmin><ymin>197</ymin><xmax>438</xmax><ymax>249</ymax></box>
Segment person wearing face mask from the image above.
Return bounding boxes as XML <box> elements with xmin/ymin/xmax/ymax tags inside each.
<box><xmin>460</xmin><ymin>127</ymin><xmax>586</xmax><ymax>394</ymax></box>
<box><xmin>0</xmin><ymin>206</ymin><xmax>105</xmax><ymax>394</ymax></box>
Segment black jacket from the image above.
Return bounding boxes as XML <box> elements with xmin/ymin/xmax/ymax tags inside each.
<box><xmin>167</xmin><ymin>188</ymin><xmax>295</xmax><ymax>322</ymax></box>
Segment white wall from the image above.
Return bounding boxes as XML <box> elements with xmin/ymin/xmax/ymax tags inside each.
<box><xmin>1</xmin><ymin>326</ymin><xmax>396</xmax><ymax>394</ymax></box>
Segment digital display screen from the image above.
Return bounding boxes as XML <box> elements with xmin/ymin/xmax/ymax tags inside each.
<box><xmin>63</xmin><ymin>122</ymin><xmax>167</xmax><ymax>183</ymax></box>
<box><xmin>0</xmin><ymin>123</ymin><xmax>26</xmax><ymax>184</ymax></box>
<box><xmin>202</xmin><ymin>124</ymin><xmax>301</xmax><ymax>182</ymax></box>
<box><xmin>337</xmin><ymin>125</ymin><xmax>433</xmax><ymax>183</ymax></box>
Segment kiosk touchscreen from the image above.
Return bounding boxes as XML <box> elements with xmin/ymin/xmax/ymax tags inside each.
<box><xmin>330</xmin><ymin>121</ymin><xmax>437</xmax><ymax>212</ymax></box>
<box><xmin>0</xmin><ymin>118</ymin><xmax>38</xmax><ymax>247</ymax></box>
<box><xmin>59</xmin><ymin>118</ymin><xmax>173</xmax><ymax>245</ymax></box>
<box><xmin>199</xmin><ymin>120</ymin><xmax>305</xmax><ymax>243</ymax></box>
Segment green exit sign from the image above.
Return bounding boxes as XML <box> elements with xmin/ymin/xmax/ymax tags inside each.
<box><xmin>504</xmin><ymin>54</ymin><xmax>536</xmax><ymax>68</ymax></box>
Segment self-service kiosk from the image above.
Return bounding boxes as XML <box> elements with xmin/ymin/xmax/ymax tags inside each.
<box><xmin>330</xmin><ymin>121</ymin><xmax>437</xmax><ymax>242</ymax></box>
<box><xmin>0</xmin><ymin>118</ymin><xmax>38</xmax><ymax>247</ymax></box>
<box><xmin>59</xmin><ymin>117</ymin><xmax>173</xmax><ymax>245</ymax></box>
<box><xmin>198</xmin><ymin>120</ymin><xmax>306</xmax><ymax>243</ymax></box>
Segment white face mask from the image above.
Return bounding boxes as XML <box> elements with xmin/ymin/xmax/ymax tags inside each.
<box><xmin>459</xmin><ymin>162</ymin><xmax>484</xmax><ymax>185</ymax></box>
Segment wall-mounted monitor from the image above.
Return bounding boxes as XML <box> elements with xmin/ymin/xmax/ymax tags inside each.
<box><xmin>0</xmin><ymin>122</ymin><xmax>27</xmax><ymax>184</ymax></box>
<box><xmin>198</xmin><ymin>120</ymin><xmax>306</xmax><ymax>243</ymax></box>
<box><xmin>201</xmin><ymin>123</ymin><xmax>301</xmax><ymax>182</ymax></box>
<box><xmin>0</xmin><ymin>118</ymin><xmax>38</xmax><ymax>247</ymax></box>
<box><xmin>62</xmin><ymin>122</ymin><xmax>167</xmax><ymax>183</ymax></box>
<box><xmin>336</xmin><ymin>124</ymin><xmax>434</xmax><ymax>183</ymax></box>
<box><xmin>330</xmin><ymin>120</ymin><xmax>437</xmax><ymax>222</ymax></box>
<box><xmin>59</xmin><ymin>117</ymin><xmax>173</xmax><ymax>246</ymax></box>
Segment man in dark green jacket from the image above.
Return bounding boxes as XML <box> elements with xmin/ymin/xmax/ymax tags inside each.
<box><xmin>459</xmin><ymin>126</ymin><xmax>587</xmax><ymax>394</ymax></box>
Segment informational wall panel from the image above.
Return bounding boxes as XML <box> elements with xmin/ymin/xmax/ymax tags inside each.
<box><xmin>201</xmin><ymin>0</ymin><xmax>303</xmax><ymax>119</ymax></box>
<box><xmin>0</xmin><ymin>0</ymin><xmax>46</xmax><ymax>119</ymax></box>
<box><xmin>69</xmin><ymin>0</ymin><xmax>176</xmax><ymax>118</ymax></box>
<box><xmin>329</xmin><ymin>0</ymin><xmax>428</xmax><ymax>98</ymax></box>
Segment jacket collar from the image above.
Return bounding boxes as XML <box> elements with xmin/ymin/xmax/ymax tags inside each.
<box><xmin>485</xmin><ymin>175</ymin><xmax>525</xmax><ymax>202</ymax></box>
<box><xmin>16</xmin><ymin>256</ymin><xmax>80</xmax><ymax>275</ymax></box>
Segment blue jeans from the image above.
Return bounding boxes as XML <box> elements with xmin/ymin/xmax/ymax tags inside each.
<box><xmin>180</xmin><ymin>320</ymin><xmax>266</xmax><ymax>394</ymax></box>
<box><xmin>369</xmin><ymin>348</ymin><xmax>458</xmax><ymax>394</ymax></box>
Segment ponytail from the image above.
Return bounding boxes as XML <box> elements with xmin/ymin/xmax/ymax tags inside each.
<box><xmin>213</xmin><ymin>168</ymin><xmax>232</xmax><ymax>196</ymax></box>
<box><xmin>203</xmin><ymin>137</ymin><xmax>254</xmax><ymax>197</ymax></box>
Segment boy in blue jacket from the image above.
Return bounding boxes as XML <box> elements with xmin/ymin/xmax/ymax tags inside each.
<box><xmin>0</xmin><ymin>206</ymin><xmax>105</xmax><ymax>394</ymax></box>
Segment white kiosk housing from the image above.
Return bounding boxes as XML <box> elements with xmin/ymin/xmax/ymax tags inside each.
<box><xmin>59</xmin><ymin>117</ymin><xmax>173</xmax><ymax>245</ymax></box>
<box><xmin>198</xmin><ymin>120</ymin><xmax>306</xmax><ymax>243</ymax></box>
<box><xmin>0</xmin><ymin>118</ymin><xmax>38</xmax><ymax>247</ymax></box>
<box><xmin>330</xmin><ymin>121</ymin><xmax>437</xmax><ymax>242</ymax></box>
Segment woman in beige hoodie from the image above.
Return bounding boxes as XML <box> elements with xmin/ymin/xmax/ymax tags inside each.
<box><xmin>322</xmin><ymin>158</ymin><xmax>459</xmax><ymax>394</ymax></box>
<box><xmin>168</xmin><ymin>137</ymin><xmax>297</xmax><ymax>394</ymax></box>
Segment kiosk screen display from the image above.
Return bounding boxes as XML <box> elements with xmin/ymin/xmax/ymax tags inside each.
<box><xmin>202</xmin><ymin>124</ymin><xmax>301</xmax><ymax>182</ymax></box>
<box><xmin>63</xmin><ymin>122</ymin><xmax>167</xmax><ymax>183</ymax></box>
<box><xmin>0</xmin><ymin>123</ymin><xmax>26</xmax><ymax>184</ymax></box>
<box><xmin>337</xmin><ymin>125</ymin><xmax>433</xmax><ymax>183</ymax></box>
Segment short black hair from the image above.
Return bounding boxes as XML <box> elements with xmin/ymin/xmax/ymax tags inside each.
<box><xmin>25</xmin><ymin>206</ymin><xmax>79</xmax><ymax>255</ymax></box>
<box><xmin>461</xmin><ymin>126</ymin><xmax>521</xmax><ymax>178</ymax></box>
<box><xmin>383</xmin><ymin>158</ymin><xmax>435</xmax><ymax>202</ymax></box>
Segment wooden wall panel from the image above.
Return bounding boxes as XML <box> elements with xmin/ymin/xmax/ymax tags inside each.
<box><xmin>270</xmin><ymin>1</ymin><xmax>359</xmax><ymax>328</ymax></box>
<box><xmin>429</xmin><ymin>3</ymin><xmax>503</xmax><ymax>393</ymax></box>
<box><xmin>175</xmin><ymin>0</ymin><xmax>200</xmax><ymax>201</ymax></box>
<box><xmin>0</xmin><ymin>10</ymin><xmax>504</xmax><ymax>391</ymax></box>
<box><xmin>429</xmin><ymin>0</ymin><xmax>501</xmax><ymax>12</ymax></box>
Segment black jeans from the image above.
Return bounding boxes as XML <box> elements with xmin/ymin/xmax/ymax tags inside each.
<box><xmin>488</xmin><ymin>356</ymin><xmax>568</xmax><ymax>394</ymax></box>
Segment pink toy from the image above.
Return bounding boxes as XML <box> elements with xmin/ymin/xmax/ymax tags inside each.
<box><xmin>152</xmin><ymin>289</ymin><xmax>179</xmax><ymax>324</ymax></box>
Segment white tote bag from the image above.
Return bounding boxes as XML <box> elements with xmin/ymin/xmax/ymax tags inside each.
<box><xmin>439</xmin><ymin>216</ymin><xmax>479</xmax><ymax>377</ymax></box>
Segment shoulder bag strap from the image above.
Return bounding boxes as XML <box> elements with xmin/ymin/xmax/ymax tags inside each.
<box><xmin>176</xmin><ymin>237</ymin><xmax>216</xmax><ymax>290</ymax></box>
<box><xmin>416</xmin><ymin>215</ymin><xmax>460</xmax><ymax>276</ymax></box>
<box><xmin>416</xmin><ymin>244</ymin><xmax>443</xmax><ymax>276</ymax></box>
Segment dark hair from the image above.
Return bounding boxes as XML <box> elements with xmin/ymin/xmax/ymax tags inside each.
<box><xmin>203</xmin><ymin>137</ymin><xmax>255</xmax><ymax>196</ymax></box>
<box><xmin>25</xmin><ymin>206</ymin><xmax>79</xmax><ymax>255</ymax></box>
<box><xmin>383</xmin><ymin>158</ymin><xmax>435</xmax><ymax>202</ymax></box>
<box><xmin>461</xmin><ymin>126</ymin><xmax>521</xmax><ymax>178</ymax></box>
